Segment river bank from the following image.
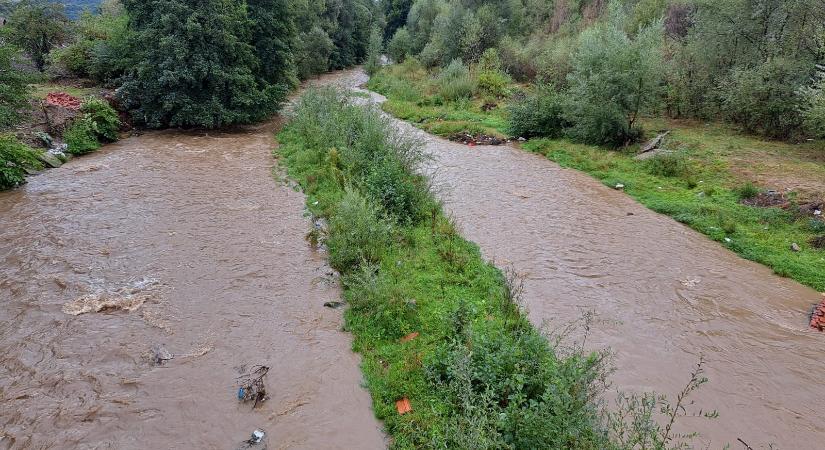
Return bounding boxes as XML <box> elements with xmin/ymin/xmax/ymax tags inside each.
<box><xmin>0</xmin><ymin>75</ymin><xmax>385</xmax><ymax>449</ymax></box>
<box><xmin>368</xmin><ymin>62</ymin><xmax>825</xmax><ymax>293</ymax></box>
<box><xmin>352</xmin><ymin>66</ymin><xmax>825</xmax><ymax>448</ymax></box>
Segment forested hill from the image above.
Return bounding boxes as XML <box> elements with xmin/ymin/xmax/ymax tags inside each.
<box><xmin>59</xmin><ymin>0</ymin><xmax>102</xmax><ymax>18</ymax></box>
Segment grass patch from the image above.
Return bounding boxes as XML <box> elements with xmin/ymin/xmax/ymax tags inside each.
<box><xmin>372</xmin><ymin>63</ymin><xmax>825</xmax><ymax>292</ymax></box>
<box><xmin>522</xmin><ymin>138</ymin><xmax>825</xmax><ymax>291</ymax></box>
<box><xmin>276</xmin><ymin>88</ymin><xmax>612</xmax><ymax>448</ymax></box>
<box><xmin>29</xmin><ymin>83</ymin><xmax>97</xmax><ymax>100</ymax></box>
<box><xmin>368</xmin><ymin>62</ymin><xmax>510</xmax><ymax>140</ymax></box>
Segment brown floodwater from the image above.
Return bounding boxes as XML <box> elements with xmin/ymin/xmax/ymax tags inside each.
<box><xmin>0</xmin><ymin>75</ymin><xmax>386</xmax><ymax>449</ymax></box>
<box><xmin>349</xmin><ymin>69</ymin><xmax>822</xmax><ymax>449</ymax></box>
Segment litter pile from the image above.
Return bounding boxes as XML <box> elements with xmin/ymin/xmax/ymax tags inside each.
<box><xmin>448</xmin><ymin>132</ymin><xmax>505</xmax><ymax>146</ymax></box>
<box><xmin>237</xmin><ymin>365</ymin><xmax>270</xmax><ymax>408</ymax></box>
<box><xmin>45</xmin><ymin>92</ymin><xmax>82</xmax><ymax>110</ymax></box>
<box><xmin>810</xmin><ymin>296</ymin><xmax>825</xmax><ymax>331</ymax></box>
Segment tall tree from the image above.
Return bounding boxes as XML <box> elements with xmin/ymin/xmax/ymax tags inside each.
<box><xmin>4</xmin><ymin>0</ymin><xmax>70</xmax><ymax>71</ymax></box>
<box><xmin>119</xmin><ymin>0</ymin><xmax>288</xmax><ymax>128</ymax></box>
<box><xmin>247</xmin><ymin>0</ymin><xmax>297</xmax><ymax>88</ymax></box>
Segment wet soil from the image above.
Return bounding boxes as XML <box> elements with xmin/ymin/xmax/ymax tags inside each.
<box><xmin>0</xmin><ymin>78</ymin><xmax>385</xmax><ymax>448</ymax></box>
<box><xmin>342</xmin><ymin>69</ymin><xmax>825</xmax><ymax>449</ymax></box>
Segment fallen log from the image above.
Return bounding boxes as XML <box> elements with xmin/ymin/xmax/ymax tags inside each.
<box><xmin>639</xmin><ymin>130</ymin><xmax>671</xmax><ymax>154</ymax></box>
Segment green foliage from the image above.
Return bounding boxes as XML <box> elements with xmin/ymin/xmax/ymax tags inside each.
<box><xmin>364</xmin><ymin>27</ymin><xmax>384</xmax><ymax>76</ymax></box>
<box><xmin>799</xmin><ymin>65</ymin><xmax>825</xmax><ymax>139</ymax></box>
<box><xmin>564</xmin><ymin>5</ymin><xmax>663</xmax><ymax>146</ymax></box>
<box><xmin>278</xmin><ymin>87</ymin><xmax>611</xmax><ymax>450</ymax></box>
<box><xmin>0</xmin><ymin>45</ymin><xmax>30</xmax><ymax>129</ymax></box>
<box><xmin>507</xmin><ymin>86</ymin><xmax>568</xmax><ymax>139</ymax></box>
<box><xmin>4</xmin><ymin>0</ymin><xmax>70</xmax><ymax>71</ymax></box>
<box><xmin>387</xmin><ymin>27</ymin><xmax>413</xmax><ymax>63</ymax></box>
<box><xmin>0</xmin><ymin>134</ymin><xmax>42</xmax><ymax>190</ymax></box>
<box><xmin>79</xmin><ymin>97</ymin><xmax>120</xmax><ymax>141</ymax></box>
<box><xmin>476</xmin><ymin>48</ymin><xmax>513</xmax><ymax>97</ymax></box>
<box><xmin>436</xmin><ymin>59</ymin><xmax>475</xmax><ymax>102</ymax></box>
<box><xmin>247</xmin><ymin>0</ymin><xmax>296</xmax><ymax>89</ymax></box>
<box><xmin>734</xmin><ymin>182</ymin><xmax>759</xmax><ymax>200</ymax></box>
<box><xmin>644</xmin><ymin>151</ymin><xmax>692</xmax><ymax>178</ymax></box>
<box><xmin>65</xmin><ymin>97</ymin><xmax>120</xmax><ymax>155</ymax></box>
<box><xmin>64</xmin><ymin>116</ymin><xmax>101</xmax><ymax>155</ymax></box>
<box><xmin>720</xmin><ymin>58</ymin><xmax>808</xmax><ymax>139</ymax></box>
<box><xmin>295</xmin><ymin>26</ymin><xmax>335</xmax><ymax>79</ymax></box>
<box><xmin>327</xmin><ymin>188</ymin><xmax>393</xmax><ymax>273</ymax></box>
<box><xmin>48</xmin><ymin>7</ymin><xmax>132</xmax><ymax>82</ymax></box>
<box><xmin>120</xmin><ymin>0</ymin><xmax>286</xmax><ymax>128</ymax></box>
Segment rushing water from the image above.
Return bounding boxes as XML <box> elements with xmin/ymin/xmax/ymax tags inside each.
<box><xmin>332</xmin><ymin>69</ymin><xmax>824</xmax><ymax>449</ymax></box>
<box><xmin>3</xmin><ymin>68</ymin><xmax>824</xmax><ymax>449</ymax></box>
<box><xmin>0</xmin><ymin>84</ymin><xmax>385</xmax><ymax>448</ymax></box>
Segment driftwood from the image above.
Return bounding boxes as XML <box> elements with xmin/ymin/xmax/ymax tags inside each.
<box><xmin>639</xmin><ymin>130</ymin><xmax>671</xmax><ymax>154</ymax></box>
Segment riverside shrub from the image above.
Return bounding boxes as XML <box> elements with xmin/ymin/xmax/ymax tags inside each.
<box><xmin>0</xmin><ymin>135</ymin><xmax>42</xmax><ymax>190</ymax></box>
<box><xmin>507</xmin><ymin>86</ymin><xmax>568</xmax><ymax>139</ymax></box>
<box><xmin>277</xmin><ymin>87</ymin><xmax>611</xmax><ymax>449</ymax></box>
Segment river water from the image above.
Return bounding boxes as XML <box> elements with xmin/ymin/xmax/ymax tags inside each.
<box><xmin>3</xmin><ymin>67</ymin><xmax>824</xmax><ymax>449</ymax></box>
<box><xmin>334</xmin><ymin>69</ymin><xmax>824</xmax><ymax>449</ymax></box>
<box><xmin>0</xmin><ymin>84</ymin><xmax>385</xmax><ymax>448</ymax></box>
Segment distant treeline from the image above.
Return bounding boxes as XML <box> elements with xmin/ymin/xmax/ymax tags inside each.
<box><xmin>380</xmin><ymin>0</ymin><xmax>825</xmax><ymax>142</ymax></box>
<box><xmin>1</xmin><ymin>0</ymin><xmax>382</xmax><ymax>128</ymax></box>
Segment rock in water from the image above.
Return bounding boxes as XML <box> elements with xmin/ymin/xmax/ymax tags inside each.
<box><xmin>37</xmin><ymin>152</ymin><xmax>63</xmax><ymax>168</ymax></box>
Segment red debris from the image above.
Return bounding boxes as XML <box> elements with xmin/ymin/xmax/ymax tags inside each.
<box><xmin>395</xmin><ymin>397</ymin><xmax>412</xmax><ymax>415</ymax></box>
<box><xmin>400</xmin><ymin>332</ymin><xmax>419</xmax><ymax>343</ymax></box>
<box><xmin>810</xmin><ymin>295</ymin><xmax>825</xmax><ymax>331</ymax></box>
<box><xmin>45</xmin><ymin>92</ymin><xmax>82</xmax><ymax>110</ymax></box>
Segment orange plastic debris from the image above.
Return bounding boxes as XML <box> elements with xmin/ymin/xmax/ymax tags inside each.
<box><xmin>811</xmin><ymin>295</ymin><xmax>825</xmax><ymax>331</ymax></box>
<box><xmin>396</xmin><ymin>397</ymin><xmax>412</xmax><ymax>415</ymax></box>
<box><xmin>400</xmin><ymin>332</ymin><xmax>419</xmax><ymax>343</ymax></box>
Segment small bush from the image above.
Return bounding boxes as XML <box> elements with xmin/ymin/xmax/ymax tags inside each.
<box><xmin>64</xmin><ymin>117</ymin><xmax>101</xmax><ymax>155</ymax></box>
<box><xmin>507</xmin><ymin>86</ymin><xmax>568</xmax><ymax>139</ymax></box>
<box><xmin>80</xmin><ymin>97</ymin><xmax>120</xmax><ymax>141</ymax></box>
<box><xmin>735</xmin><ymin>182</ymin><xmax>759</xmax><ymax>200</ymax></box>
<box><xmin>65</xmin><ymin>98</ymin><xmax>121</xmax><ymax>155</ymax></box>
<box><xmin>0</xmin><ymin>135</ymin><xmax>43</xmax><ymax>190</ymax></box>
<box><xmin>476</xmin><ymin>69</ymin><xmax>511</xmax><ymax>98</ymax></box>
<box><xmin>644</xmin><ymin>151</ymin><xmax>691</xmax><ymax>178</ymax></box>
<box><xmin>436</xmin><ymin>59</ymin><xmax>475</xmax><ymax>102</ymax></box>
<box><xmin>364</xmin><ymin>27</ymin><xmax>383</xmax><ymax>76</ymax></box>
<box><xmin>326</xmin><ymin>188</ymin><xmax>392</xmax><ymax>273</ymax></box>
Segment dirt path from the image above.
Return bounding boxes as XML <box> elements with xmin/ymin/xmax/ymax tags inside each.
<box><xmin>0</xmin><ymin>77</ymin><xmax>385</xmax><ymax>448</ymax></box>
<box><xmin>333</xmin><ymin>68</ymin><xmax>825</xmax><ymax>449</ymax></box>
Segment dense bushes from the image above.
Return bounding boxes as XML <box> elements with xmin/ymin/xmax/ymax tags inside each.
<box><xmin>278</xmin><ymin>87</ymin><xmax>611</xmax><ymax>449</ymax></box>
<box><xmin>800</xmin><ymin>67</ymin><xmax>825</xmax><ymax>139</ymax></box>
<box><xmin>0</xmin><ymin>134</ymin><xmax>42</xmax><ymax>190</ymax></box>
<box><xmin>65</xmin><ymin>97</ymin><xmax>120</xmax><ymax>155</ymax></box>
<box><xmin>0</xmin><ymin>45</ymin><xmax>30</xmax><ymax>129</ymax></box>
<box><xmin>720</xmin><ymin>59</ymin><xmax>808</xmax><ymax>139</ymax></box>
<box><xmin>508</xmin><ymin>86</ymin><xmax>568</xmax><ymax>139</ymax></box>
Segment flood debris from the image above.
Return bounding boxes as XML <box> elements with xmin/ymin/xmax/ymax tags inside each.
<box><xmin>810</xmin><ymin>296</ymin><xmax>825</xmax><ymax>331</ymax></box>
<box><xmin>448</xmin><ymin>132</ymin><xmax>505</xmax><ymax>146</ymax></box>
<box><xmin>323</xmin><ymin>301</ymin><xmax>345</xmax><ymax>309</ymax></box>
<box><xmin>638</xmin><ymin>130</ymin><xmax>671</xmax><ymax>154</ymax></box>
<box><xmin>395</xmin><ymin>397</ymin><xmax>412</xmax><ymax>415</ymax></box>
<box><xmin>62</xmin><ymin>278</ymin><xmax>161</xmax><ymax>316</ymax></box>
<box><xmin>236</xmin><ymin>429</ymin><xmax>267</xmax><ymax>449</ymax></box>
<box><xmin>740</xmin><ymin>190</ymin><xmax>789</xmax><ymax>208</ymax></box>
<box><xmin>399</xmin><ymin>332</ymin><xmax>419</xmax><ymax>343</ymax></box>
<box><xmin>237</xmin><ymin>365</ymin><xmax>269</xmax><ymax>408</ymax></box>
<box><xmin>791</xmin><ymin>242</ymin><xmax>801</xmax><ymax>252</ymax></box>
<box><xmin>148</xmin><ymin>344</ymin><xmax>173</xmax><ymax>366</ymax></box>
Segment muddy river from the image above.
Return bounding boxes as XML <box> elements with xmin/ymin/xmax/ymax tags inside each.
<box><xmin>3</xmin><ymin>67</ymin><xmax>824</xmax><ymax>449</ymax></box>
<box><xmin>332</xmin><ymin>69</ymin><xmax>824</xmax><ymax>448</ymax></box>
<box><xmin>0</xmin><ymin>81</ymin><xmax>385</xmax><ymax>448</ymax></box>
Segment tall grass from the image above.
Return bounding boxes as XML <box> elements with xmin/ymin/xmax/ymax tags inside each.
<box><xmin>277</xmin><ymin>88</ymin><xmax>611</xmax><ymax>448</ymax></box>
